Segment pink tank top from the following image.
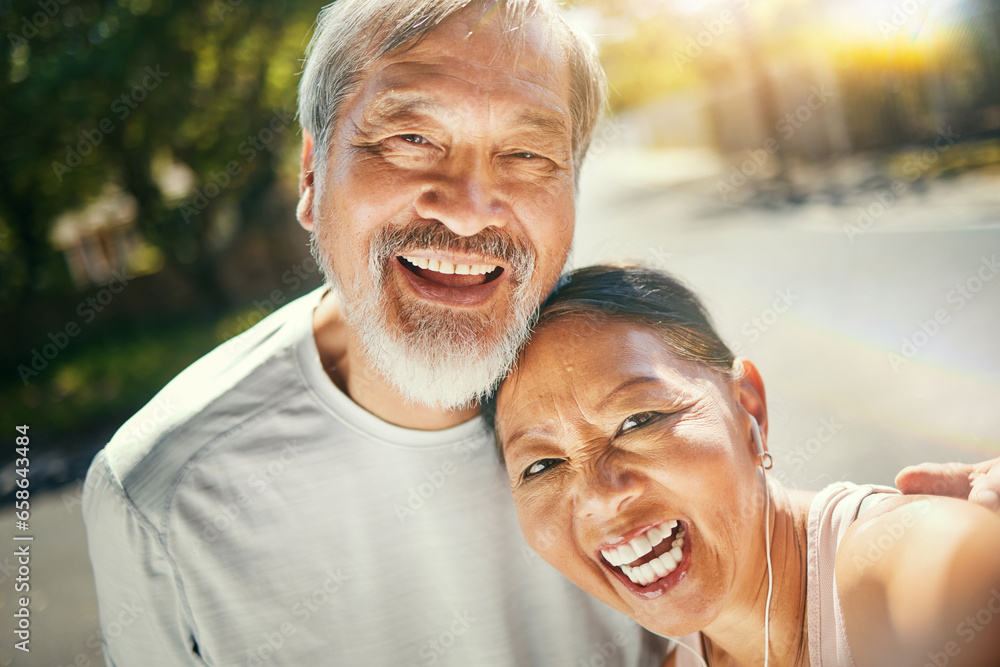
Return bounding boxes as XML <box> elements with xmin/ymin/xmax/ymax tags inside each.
<box><xmin>672</xmin><ymin>482</ymin><xmax>899</xmax><ymax>667</ymax></box>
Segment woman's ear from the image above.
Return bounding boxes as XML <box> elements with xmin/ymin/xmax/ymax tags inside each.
<box><xmin>735</xmin><ymin>358</ymin><xmax>768</xmax><ymax>445</ymax></box>
<box><xmin>296</xmin><ymin>129</ymin><xmax>317</xmax><ymax>232</ymax></box>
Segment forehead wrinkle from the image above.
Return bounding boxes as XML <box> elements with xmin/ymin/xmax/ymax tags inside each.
<box><xmin>361</xmin><ymin>90</ymin><xmax>460</xmax><ymax>129</ymax></box>
<box><xmin>596</xmin><ymin>377</ymin><xmax>662</xmax><ymax>412</ymax></box>
<box><xmin>510</xmin><ymin>108</ymin><xmax>571</xmax><ymax>149</ymax></box>
<box><xmin>380</xmin><ymin>51</ymin><xmax>560</xmax><ymax>93</ymax></box>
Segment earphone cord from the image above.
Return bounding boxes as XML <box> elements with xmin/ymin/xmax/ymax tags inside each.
<box><xmin>763</xmin><ymin>472</ymin><xmax>773</xmax><ymax>667</ymax></box>
<box><xmin>654</xmin><ymin>633</ymin><xmax>710</xmax><ymax>667</ymax></box>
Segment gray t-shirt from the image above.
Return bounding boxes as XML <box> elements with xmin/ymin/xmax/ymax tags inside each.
<box><xmin>83</xmin><ymin>288</ymin><xmax>666</xmax><ymax>666</ymax></box>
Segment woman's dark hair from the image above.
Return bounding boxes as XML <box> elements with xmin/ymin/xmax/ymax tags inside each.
<box><xmin>480</xmin><ymin>264</ymin><xmax>739</xmax><ymax>435</ymax></box>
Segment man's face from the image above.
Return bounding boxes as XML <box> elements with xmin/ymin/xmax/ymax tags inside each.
<box><xmin>300</xmin><ymin>8</ymin><xmax>576</xmax><ymax>410</ymax></box>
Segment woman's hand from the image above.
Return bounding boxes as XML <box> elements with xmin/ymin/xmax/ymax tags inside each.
<box><xmin>895</xmin><ymin>458</ymin><xmax>1000</xmax><ymax>514</ymax></box>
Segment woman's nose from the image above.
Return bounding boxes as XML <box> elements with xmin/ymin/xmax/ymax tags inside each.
<box><xmin>575</xmin><ymin>462</ymin><xmax>645</xmax><ymax>520</ymax></box>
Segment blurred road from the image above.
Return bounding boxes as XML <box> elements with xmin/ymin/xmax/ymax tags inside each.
<box><xmin>2</xmin><ymin>140</ymin><xmax>999</xmax><ymax>666</ymax></box>
<box><xmin>0</xmin><ymin>482</ymin><xmax>100</xmax><ymax>667</ymax></box>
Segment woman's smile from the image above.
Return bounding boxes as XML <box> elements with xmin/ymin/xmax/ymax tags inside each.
<box><xmin>598</xmin><ymin>519</ymin><xmax>693</xmax><ymax>599</ymax></box>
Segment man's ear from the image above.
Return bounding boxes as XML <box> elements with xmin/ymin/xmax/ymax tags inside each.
<box><xmin>735</xmin><ymin>358</ymin><xmax>768</xmax><ymax>446</ymax></box>
<box><xmin>296</xmin><ymin>129</ymin><xmax>317</xmax><ymax>232</ymax></box>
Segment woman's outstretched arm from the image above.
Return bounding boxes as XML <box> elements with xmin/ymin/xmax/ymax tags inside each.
<box><xmin>836</xmin><ymin>495</ymin><xmax>1000</xmax><ymax>667</ymax></box>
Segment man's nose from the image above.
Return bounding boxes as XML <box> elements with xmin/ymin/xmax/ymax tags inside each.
<box><xmin>575</xmin><ymin>460</ymin><xmax>645</xmax><ymax>520</ymax></box>
<box><xmin>413</xmin><ymin>153</ymin><xmax>508</xmax><ymax>237</ymax></box>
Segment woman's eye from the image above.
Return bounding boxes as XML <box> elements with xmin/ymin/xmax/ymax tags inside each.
<box><xmin>523</xmin><ymin>458</ymin><xmax>561</xmax><ymax>479</ymax></box>
<box><xmin>618</xmin><ymin>412</ymin><xmax>658</xmax><ymax>436</ymax></box>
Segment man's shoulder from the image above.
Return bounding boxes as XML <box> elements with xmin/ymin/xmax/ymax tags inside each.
<box><xmin>92</xmin><ymin>288</ymin><xmax>326</xmax><ymax>518</ymax></box>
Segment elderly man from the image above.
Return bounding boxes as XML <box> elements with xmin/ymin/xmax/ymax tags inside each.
<box><xmin>82</xmin><ymin>0</ymin><xmax>1000</xmax><ymax>665</ymax></box>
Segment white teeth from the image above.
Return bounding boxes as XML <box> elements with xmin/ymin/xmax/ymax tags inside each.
<box><xmin>402</xmin><ymin>256</ymin><xmax>498</xmax><ymax>276</ymax></box>
<box><xmin>604</xmin><ymin>521</ymin><xmax>681</xmax><ymax>570</ymax></box>
<box><xmin>608</xmin><ymin>522</ymin><xmax>687</xmax><ymax>588</ymax></box>
<box><xmin>629</xmin><ymin>534</ymin><xmax>652</xmax><ymax>559</ymax></box>
<box><xmin>616</xmin><ymin>543</ymin><xmax>638</xmax><ymax>565</ymax></box>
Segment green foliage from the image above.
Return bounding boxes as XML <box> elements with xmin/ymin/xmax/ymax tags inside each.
<box><xmin>0</xmin><ymin>0</ymin><xmax>324</xmax><ymax>307</ymax></box>
<box><xmin>4</xmin><ymin>313</ymin><xmax>221</xmax><ymax>450</ymax></box>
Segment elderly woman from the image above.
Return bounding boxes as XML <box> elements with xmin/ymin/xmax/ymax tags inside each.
<box><xmin>485</xmin><ymin>266</ymin><xmax>1000</xmax><ymax>667</ymax></box>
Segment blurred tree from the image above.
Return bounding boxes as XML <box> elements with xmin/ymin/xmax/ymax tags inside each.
<box><xmin>0</xmin><ymin>0</ymin><xmax>323</xmax><ymax>309</ymax></box>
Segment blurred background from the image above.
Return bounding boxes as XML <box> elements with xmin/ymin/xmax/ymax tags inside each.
<box><xmin>1</xmin><ymin>0</ymin><xmax>998</xmax><ymax>664</ymax></box>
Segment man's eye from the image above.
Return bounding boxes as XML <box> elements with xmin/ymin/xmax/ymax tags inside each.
<box><xmin>523</xmin><ymin>459</ymin><xmax>561</xmax><ymax>479</ymax></box>
<box><xmin>399</xmin><ymin>134</ymin><xmax>429</xmax><ymax>145</ymax></box>
<box><xmin>617</xmin><ymin>412</ymin><xmax>658</xmax><ymax>436</ymax></box>
<box><xmin>510</xmin><ymin>151</ymin><xmax>539</xmax><ymax>159</ymax></box>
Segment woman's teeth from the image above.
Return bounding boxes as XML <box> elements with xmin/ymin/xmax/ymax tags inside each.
<box><xmin>601</xmin><ymin>523</ymin><xmax>687</xmax><ymax>587</ymax></box>
<box><xmin>601</xmin><ymin>520</ymin><xmax>678</xmax><ymax>566</ymax></box>
<box><xmin>402</xmin><ymin>256</ymin><xmax>497</xmax><ymax>276</ymax></box>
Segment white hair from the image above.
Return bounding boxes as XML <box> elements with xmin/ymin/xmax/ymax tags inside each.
<box><xmin>297</xmin><ymin>0</ymin><xmax>607</xmax><ymax>182</ymax></box>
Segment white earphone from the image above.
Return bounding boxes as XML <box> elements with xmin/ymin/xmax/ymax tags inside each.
<box><xmin>750</xmin><ymin>414</ymin><xmax>773</xmax><ymax>470</ymax></box>
<box><xmin>749</xmin><ymin>413</ymin><xmax>773</xmax><ymax>667</ymax></box>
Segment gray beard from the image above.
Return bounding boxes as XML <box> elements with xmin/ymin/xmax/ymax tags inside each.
<box><xmin>310</xmin><ymin>225</ymin><xmax>541</xmax><ymax>412</ymax></box>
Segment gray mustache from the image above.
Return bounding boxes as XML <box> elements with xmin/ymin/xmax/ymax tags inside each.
<box><xmin>370</xmin><ymin>221</ymin><xmax>535</xmax><ymax>283</ymax></box>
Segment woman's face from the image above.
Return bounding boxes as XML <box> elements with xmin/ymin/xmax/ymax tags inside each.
<box><xmin>496</xmin><ymin>316</ymin><xmax>767</xmax><ymax>636</ymax></box>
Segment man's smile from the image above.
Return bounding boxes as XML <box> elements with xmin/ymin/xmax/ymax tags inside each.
<box><xmin>395</xmin><ymin>253</ymin><xmax>509</xmax><ymax>306</ymax></box>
